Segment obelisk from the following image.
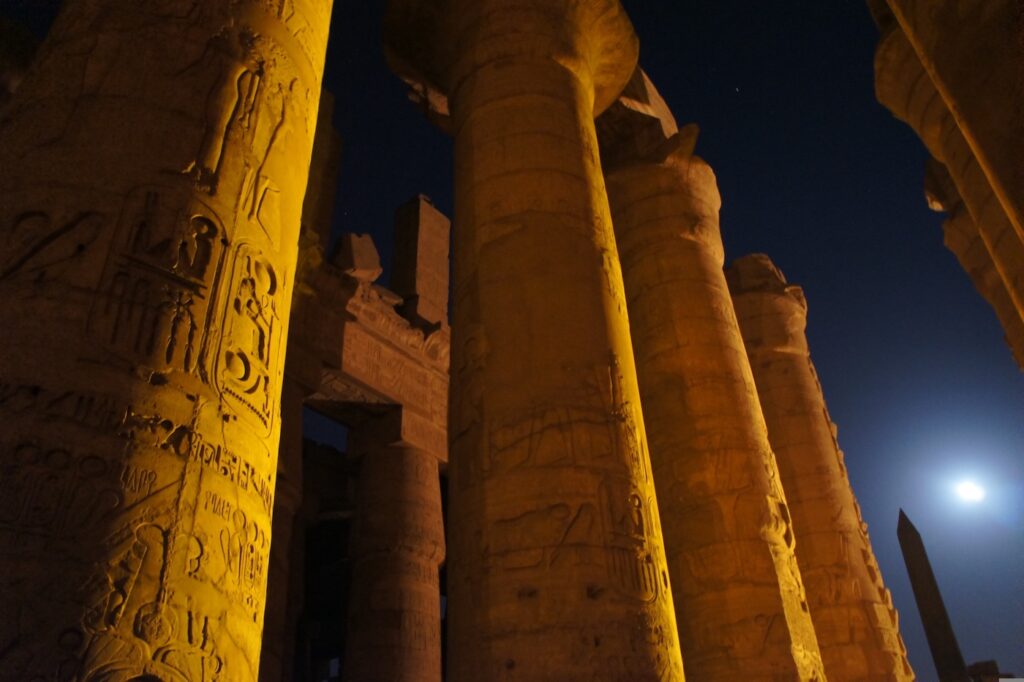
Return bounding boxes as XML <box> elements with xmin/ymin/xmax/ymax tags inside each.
<box><xmin>897</xmin><ymin>510</ymin><xmax>969</xmax><ymax>682</ymax></box>
<box><xmin>385</xmin><ymin>1</ymin><xmax>685</xmax><ymax>679</ymax></box>
<box><xmin>0</xmin><ymin>1</ymin><xmax>332</xmax><ymax>678</ymax></box>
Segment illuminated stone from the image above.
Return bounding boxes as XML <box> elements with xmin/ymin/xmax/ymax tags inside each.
<box><xmin>873</xmin><ymin>5</ymin><xmax>1024</xmax><ymax>370</ymax></box>
<box><xmin>728</xmin><ymin>254</ymin><xmax>915</xmax><ymax>681</ymax></box>
<box><xmin>0</xmin><ymin>0</ymin><xmax>332</xmax><ymax>677</ymax></box>
<box><xmin>925</xmin><ymin>160</ymin><xmax>1024</xmax><ymax>368</ymax></box>
<box><xmin>386</xmin><ymin>1</ymin><xmax>686</xmax><ymax>679</ymax></box>
<box><xmin>605</xmin><ymin>145</ymin><xmax>825</xmax><ymax>681</ymax></box>
<box><xmin>877</xmin><ymin>0</ymin><xmax>1023</xmax><ymax>243</ymax></box>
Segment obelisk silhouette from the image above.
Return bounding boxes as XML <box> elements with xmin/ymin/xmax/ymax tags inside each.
<box><xmin>897</xmin><ymin>509</ymin><xmax>969</xmax><ymax>682</ymax></box>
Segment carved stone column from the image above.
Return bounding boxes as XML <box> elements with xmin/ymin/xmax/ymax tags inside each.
<box><xmin>605</xmin><ymin>148</ymin><xmax>825</xmax><ymax>681</ymax></box>
<box><xmin>728</xmin><ymin>254</ymin><xmax>914</xmax><ymax>681</ymax></box>
<box><xmin>385</xmin><ymin>1</ymin><xmax>685</xmax><ymax>679</ymax></box>
<box><xmin>874</xmin><ymin>26</ymin><xmax>1024</xmax><ymax>353</ymax></box>
<box><xmin>930</xmin><ymin>166</ymin><xmax>1024</xmax><ymax>367</ymax></box>
<box><xmin>260</xmin><ymin>379</ymin><xmax>307</xmax><ymax>681</ymax></box>
<box><xmin>0</xmin><ymin>1</ymin><xmax>332</xmax><ymax>679</ymax></box>
<box><xmin>344</xmin><ymin>411</ymin><xmax>445</xmax><ymax>682</ymax></box>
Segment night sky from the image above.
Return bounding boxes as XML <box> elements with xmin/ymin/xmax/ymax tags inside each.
<box><xmin>5</xmin><ymin>1</ymin><xmax>1022</xmax><ymax>678</ymax></box>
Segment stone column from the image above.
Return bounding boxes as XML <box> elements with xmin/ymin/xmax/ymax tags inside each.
<box><xmin>344</xmin><ymin>411</ymin><xmax>446</xmax><ymax>682</ymax></box>
<box><xmin>925</xmin><ymin>160</ymin><xmax>1024</xmax><ymax>368</ymax></box>
<box><xmin>728</xmin><ymin>254</ymin><xmax>914</xmax><ymax>681</ymax></box>
<box><xmin>0</xmin><ymin>2</ymin><xmax>331</xmax><ymax>679</ymax></box>
<box><xmin>260</xmin><ymin>379</ymin><xmax>306</xmax><ymax>681</ymax></box>
<box><xmin>605</xmin><ymin>148</ymin><xmax>825</xmax><ymax>681</ymax></box>
<box><xmin>386</xmin><ymin>1</ymin><xmax>685</xmax><ymax>679</ymax></box>
<box><xmin>874</xmin><ymin>27</ymin><xmax>1024</xmax><ymax>341</ymax></box>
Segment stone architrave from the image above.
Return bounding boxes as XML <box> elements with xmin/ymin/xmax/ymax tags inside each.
<box><xmin>874</xmin><ymin>22</ymin><xmax>1024</xmax><ymax>362</ymax></box>
<box><xmin>728</xmin><ymin>254</ymin><xmax>915</xmax><ymax>681</ymax></box>
<box><xmin>385</xmin><ymin>1</ymin><xmax>685</xmax><ymax>679</ymax></box>
<box><xmin>0</xmin><ymin>1</ymin><xmax>332</xmax><ymax>678</ymax></box>
<box><xmin>604</xmin><ymin>146</ymin><xmax>825</xmax><ymax>681</ymax></box>
<box><xmin>344</xmin><ymin>410</ymin><xmax>446</xmax><ymax>682</ymax></box>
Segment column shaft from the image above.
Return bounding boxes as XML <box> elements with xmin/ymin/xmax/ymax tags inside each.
<box><xmin>729</xmin><ymin>254</ymin><xmax>914</xmax><ymax>681</ymax></box>
<box><xmin>942</xmin><ymin>202</ymin><xmax>1024</xmax><ymax>367</ymax></box>
<box><xmin>606</xmin><ymin>151</ymin><xmax>825</xmax><ymax>681</ymax></box>
<box><xmin>875</xmin><ymin>29</ymin><xmax>1024</xmax><ymax>343</ymax></box>
<box><xmin>444</xmin><ymin>2</ymin><xmax>684</xmax><ymax>679</ymax></box>
<box><xmin>344</xmin><ymin>437</ymin><xmax>445</xmax><ymax>682</ymax></box>
<box><xmin>260</xmin><ymin>380</ymin><xmax>307</xmax><ymax>680</ymax></box>
<box><xmin>0</xmin><ymin>2</ymin><xmax>331</xmax><ymax>678</ymax></box>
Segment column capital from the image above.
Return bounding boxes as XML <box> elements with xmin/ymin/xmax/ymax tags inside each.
<box><xmin>384</xmin><ymin>0</ymin><xmax>638</xmax><ymax>116</ymax></box>
<box><xmin>727</xmin><ymin>254</ymin><xmax>809</xmax><ymax>356</ymax></box>
<box><xmin>606</xmin><ymin>150</ymin><xmax>724</xmax><ymax>257</ymax></box>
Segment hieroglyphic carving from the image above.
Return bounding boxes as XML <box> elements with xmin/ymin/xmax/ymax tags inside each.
<box><xmin>0</xmin><ymin>442</ymin><xmax>125</xmax><ymax>547</ymax></box>
<box><xmin>214</xmin><ymin>243</ymin><xmax>281</xmax><ymax>435</ymax></box>
<box><xmin>219</xmin><ymin>508</ymin><xmax>269</xmax><ymax>624</ymax></box>
<box><xmin>0</xmin><ymin>380</ymin><xmax>124</xmax><ymax>432</ymax></box>
<box><xmin>0</xmin><ymin>209</ymin><xmax>105</xmax><ymax>283</ymax></box>
<box><xmin>90</xmin><ymin>186</ymin><xmax>227</xmax><ymax>376</ymax></box>
<box><xmin>189</xmin><ymin>431</ymin><xmax>275</xmax><ymax>514</ymax></box>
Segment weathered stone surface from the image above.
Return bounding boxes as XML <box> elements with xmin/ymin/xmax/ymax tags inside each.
<box><xmin>300</xmin><ymin>235</ymin><xmax>450</xmax><ymax>459</ymax></box>
<box><xmin>333</xmin><ymin>232</ymin><xmax>385</xmax><ymax>284</ymax></box>
<box><xmin>926</xmin><ymin>160</ymin><xmax>1024</xmax><ymax>368</ymax></box>
<box><xmin>0</xmin><ymin>0</ymin><xmax>332</xmax><ymax>678</ymax></box>
<box><xmin>386</xmin><ymin>1</ymin><xmax>686</xmax><ymax>679</ymax></box>
<box><xmin>260</xmin><ymin>380</ymin><xmax>308</xmax><ymax>682</ymax></box>
<box><xmin>392</xmin><ymin>194</ymin><xmax>451</xmax><ymax>329</ymax></box>
<box><xmin>881</xmin><ymin>0</ymin><xmax>1023</xmax><ymax>245</ymax></box>
<box><xmin>874</xmin><ymin>23</ymin><xmax>1024</xmax><ymax>371</ymax></box>
<box><xmin>605</xmin><ymin>146</ymin><xmax>825</xmax><ymax>681</ymax></box>
<box><xmin>0</xmin><ymin>17</ymin><xmax>36</xmax><ymax>113</ymax></box>
<box><xmin>728</xmin><ymin>254</ymin><xmax>914</xmax><ymax>681</ymax></box>
<box><xmin>344</xmin><ymin>412</ymin><xmax>446</xmax><ymax>682</ymax></box>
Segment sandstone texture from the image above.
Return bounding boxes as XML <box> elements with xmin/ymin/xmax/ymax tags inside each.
<box><xmin>0</xmin><ymin>1</ymin><xmax>332</xmax><ymax>678</ymax></box>
<box><xmin>729</xmin><ymin>254</ymin><xmax>914</xmax><ymax>681</ymax></box>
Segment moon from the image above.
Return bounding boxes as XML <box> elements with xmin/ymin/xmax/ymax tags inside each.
<box><xmin>955</xmin><ymin>480</ymin><xmax>986</xmax><ymax>503</ymax></box>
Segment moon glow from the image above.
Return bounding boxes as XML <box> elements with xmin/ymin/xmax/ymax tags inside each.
<box><xmin>955</xmin><ymin>480</ymin><xmax>986</xmax><ymax>503</ymax></box>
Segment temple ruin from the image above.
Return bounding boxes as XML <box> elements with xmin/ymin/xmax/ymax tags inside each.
<box><xmin>0</xmin><ymin>0</ymin><xmax>1016</xmax><ymax>679</ymax></box>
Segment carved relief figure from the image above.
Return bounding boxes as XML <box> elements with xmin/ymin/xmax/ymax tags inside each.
<box><xmin>90</xmin><ymin>186</ymin><xmax>226</xmax><ymax>377</ymax></box>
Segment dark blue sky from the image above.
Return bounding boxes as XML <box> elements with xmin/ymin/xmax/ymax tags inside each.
<box><xmin>5</xmin><ymin>1</ymin><xmax>1022</xmax><ymax>678</ymax></box>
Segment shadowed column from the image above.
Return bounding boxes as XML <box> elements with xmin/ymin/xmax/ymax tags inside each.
<box><xmin>728</xmin><ymin>254</ymin><xmax>914</xmax><ymax>681</ymax></box>
<box><xmin>925</xmin><ymin>160</ymin><xmax>1024</xmax><ymax>368</ymax></box>
<box><xmin>605</xmin><ymin>146</ymin><xmax>825</xmax><ymax>681</ymax></box>
<box><xmin>874</xmin><ymin>24</ymin><xmax>1024</xmax><ymax>361</ymax></box>
<box><xmin>344</xmin><ymin>413</ymin><xmax>446</xmax><ymax>682</ymax></box>
<box><xmin>385</xmin><ymin>1</ymin><xmax>685</xmax><ymax>679</ymax></box>
<box><xmin>0</xmin><ymin>1</ymin><xmax>332</xmax><ymax>678</ymax></box>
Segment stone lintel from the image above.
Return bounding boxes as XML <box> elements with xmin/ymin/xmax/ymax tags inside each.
<box><xmin>349</xmin><ymin>405</ymin><xmax>447</xmax><ymax>460</ymax></box>
<box><xmin>291</xmin><ymin>233</ymin><xmax>449</xmax><ymax>458</ymax></box>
